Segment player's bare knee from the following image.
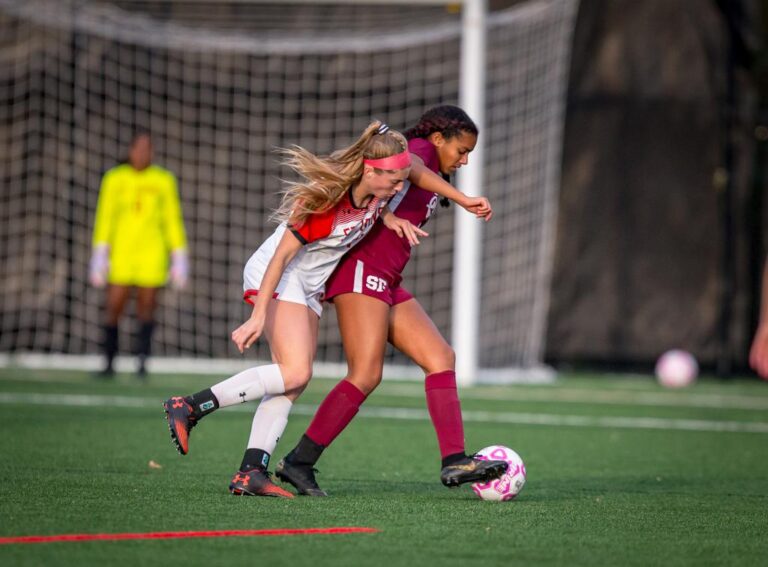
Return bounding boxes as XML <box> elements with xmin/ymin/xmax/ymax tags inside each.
<box><xmin>422</xmin><ymin>345</ymin><xmax>455</xmax><ymax>375</ymax></box>
<box><xmin>445</xmin><ymin>347</ymin><xmax>456</xmax><ymax>369</ymax></box>
<box><xmin>284</xmin><ymin>384</ymin><xmax>307</xmax><ymax>401</ymax></box>
<box><xmin>346</xmin><ymin>373</ymin><xmax>381</xmax><ymax>396</ymax></box>
<box><xmin>280</xmin><ymin>366</ymin><xmax>313</xmax><ymax>391</ymax></box>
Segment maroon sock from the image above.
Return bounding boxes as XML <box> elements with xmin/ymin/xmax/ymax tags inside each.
<box><xmin>305</xmin><ymin>379</ymin><xmax>367</xmax><ymax>447</ymax></box>
<box><xmin>425</xmin><ymin>370</ymin><xmax>466</xmax><ymax>459</ymax></box>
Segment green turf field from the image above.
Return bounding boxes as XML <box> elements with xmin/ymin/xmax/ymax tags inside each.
<box><xmin>1</xmin><ymin>367</ymin><xmax>767</xmax><ymax>566</ymax></box>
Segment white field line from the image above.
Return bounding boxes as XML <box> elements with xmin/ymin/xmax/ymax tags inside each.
<box><xmin>2</xmin><ymin>392</ymin><xmax>768</xmax><ymax>434</ymax></box>
<box><xmin>2</xmin><ymin>371</ymin><xmax>767</xmax><ymax>411</ymax></box>
<box><xmin>377</xmin><ymin>384</ymin><xmax>768</xmax><ymax>411</ymax></box>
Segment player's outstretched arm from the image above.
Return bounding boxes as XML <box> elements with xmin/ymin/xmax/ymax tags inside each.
<box><xmin>380</xmin><ymin>207</ymin><xmax>428</xmax><ymax>246</ymax></box>
<box><xmin>749</xmin><ymin>324</ymin><xmax>768</xmax><ymax>379</ymax></box>
<box><xmin>749</xmin><ymin>259</ymin><xmax>768</xmax><ymax>380</ymax></box>
<box><xmin>407</xmin><ymin>156</ymin><xmax>493</xmax><ymax>221</ymax></box>
<box><xmin>231</xmin><ymin>230</ymin><xmax>303</xmax><ymax>353</ymax></box>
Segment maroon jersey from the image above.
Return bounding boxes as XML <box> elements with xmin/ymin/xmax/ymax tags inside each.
<box><xmin>330</xmin><ymin>137</ymin><xmax>440</xmax><ymax>287</ymax></box>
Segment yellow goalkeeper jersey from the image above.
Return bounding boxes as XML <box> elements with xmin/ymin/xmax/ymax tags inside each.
<box><xmin>92</xmin><ymin>163</ymin><xmax>187</xmax><ymax>287</ymax></box>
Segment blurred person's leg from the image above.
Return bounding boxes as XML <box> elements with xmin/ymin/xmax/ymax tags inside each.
<box><xmin>99</xmin><ymin>285</ymin><xmax>131</xmax><ymax>377</ymax></box>
<box><xmin>135</xmin><ymin>286</ymin><xmax>159</xmax><ymax>377</ymax></box>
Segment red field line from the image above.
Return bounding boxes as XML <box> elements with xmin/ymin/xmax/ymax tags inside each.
<box><xmin>0</xmin><ymin>527</ymin><xmax>379</xmax><ymax>545</ymax></box>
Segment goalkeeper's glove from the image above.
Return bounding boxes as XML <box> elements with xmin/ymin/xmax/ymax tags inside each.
<box><xmin>170</xmin><ymin>250</ymin><xmax>189</xmax><ymax>290</ymax></box>
<box><xmin>88</xmin><ymin>244</ymin><xmax>109</xmax><ymax>288</ymax></box>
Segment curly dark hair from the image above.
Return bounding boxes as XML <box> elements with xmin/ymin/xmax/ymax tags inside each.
<box><xmin>403</xmin><ymin>105</ymin><xmax>478</xmax><ymax>141</ymax></box>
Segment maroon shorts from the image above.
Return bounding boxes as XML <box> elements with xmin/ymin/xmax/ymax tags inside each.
<box><xmin>324</xmin><ymin>258</ymin><xmax>413</xmax><ymax>306</ymax></box>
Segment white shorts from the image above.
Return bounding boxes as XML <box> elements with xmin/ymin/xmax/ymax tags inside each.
<box><xmin>242</xmin><ymin>234</ymin><xmax>323</xmax><ymax>317</ymax></box>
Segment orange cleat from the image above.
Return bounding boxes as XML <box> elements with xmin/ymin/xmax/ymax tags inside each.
<box><xmin>229</xmin><ymin>469</ymin><xmax>295</xmax><ymax>498</ymax></box>
<box><xmin>163</xmin><ymin>396</ymin><xmax>197</xmax><ymax>455</ymax></box>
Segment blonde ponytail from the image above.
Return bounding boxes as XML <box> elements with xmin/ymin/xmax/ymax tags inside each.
<box><xmin>272</xmin><ymin>121</ymin><xmax>408</xmax><ymax>224</ymax></box>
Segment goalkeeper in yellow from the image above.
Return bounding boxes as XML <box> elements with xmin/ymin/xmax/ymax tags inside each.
<box><xmin>89</xmin><ymin>132</ymin><xmax>188</xmax><ymax>378</ymax></box>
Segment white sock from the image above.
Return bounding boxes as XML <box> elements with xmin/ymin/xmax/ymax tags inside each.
<box><xmin>210</xmin><ymin>364</ymin><xmax>285</xmax><ymax>408</ymax></box>
<box><xmin>247</xmin><ymin>395</ymin><xmax>293</xmax><ymax>455</ymax></box>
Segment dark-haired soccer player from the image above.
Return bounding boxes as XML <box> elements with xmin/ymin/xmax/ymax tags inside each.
<box><xmin>276</xmin><ymin>105</ymin><xmax>508</xmax><ymax>496</ymax></box>
<box><xmin>162</xmin><ymin>119</ymin><xmax>493</xmax><ymax>498</ymax></box>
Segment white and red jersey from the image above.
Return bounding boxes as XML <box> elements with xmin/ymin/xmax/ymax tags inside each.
<box><xmin>242</xmin><ymin>190</ymin><xmax>391</xmax><ymax>316</ymax></box>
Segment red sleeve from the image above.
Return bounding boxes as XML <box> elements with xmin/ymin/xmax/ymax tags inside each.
<box><xmin>289</xmin><ymin>206</ymin><xmax>336</xmax><ymax>244</ymax></box>
<box><xmin>408</xmin><ymin>138</ymin><xmax>439</xmax><ymax>173</ymax></box>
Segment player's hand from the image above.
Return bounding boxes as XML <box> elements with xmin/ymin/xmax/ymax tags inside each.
<box><xmin>88</xmin><ymin>245</ymin><xmax>109</xmax><ymax>288</ymax></box>
<box><xmin>749</xmin><ymin>324</ymin><xmax>768</xmax><ymax>380</ymax></box>
<box><xmin>231</xmin><ymin>315</ymin><xmax>265</xmax><ymax>354</ymax></box>
<box><xmin>169</xmin><ymin>250</ymin><xmax>189</xmax><ymax>290</ymax></box>
<box><xmin>383</xmin><ymin>215</ymin><xmax>429</xmax><ymax>246</ymax></box>
<box><xmin>462</xmin><ymin>196</ymin><xmax>493</xmax><ymax>221</ymax></box>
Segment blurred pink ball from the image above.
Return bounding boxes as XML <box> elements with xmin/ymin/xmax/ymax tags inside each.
<box><xmin>655</xmin><ymin>349</ymin><xmax>698</xmax><ymax>388</ymax></box>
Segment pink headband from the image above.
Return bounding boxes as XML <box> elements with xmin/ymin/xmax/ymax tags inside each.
<box><xmin>363</xmin><ymin>151</ymin><xmax>411</xmax><ymax>171</ymax></box>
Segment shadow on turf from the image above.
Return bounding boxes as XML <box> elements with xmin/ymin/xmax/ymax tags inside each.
<box><xmin>522</xmin><ymin>475</ymin><xmax>726</xmax><ymax>501</ymax></box>
<box><xmin>272</xmin><ymin>477</ymin><xmax>506</xmax><ymax>500</ymax></box>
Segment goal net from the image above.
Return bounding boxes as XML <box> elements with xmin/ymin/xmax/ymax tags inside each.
<box><xmin>0</xmin><ymin>0</ymin><xmax>578</xmax><ymax>382</ymax></box>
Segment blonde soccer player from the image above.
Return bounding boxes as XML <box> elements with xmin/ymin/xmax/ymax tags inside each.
<box><xmin>277</xmin><ymin>105</ymin><xmax>508</xmax><ymax>496</ymax></box>
<box><xmin>163</xmin><ymin>121</ymin><xmax>492</xmax><ymax>497</ymax></box>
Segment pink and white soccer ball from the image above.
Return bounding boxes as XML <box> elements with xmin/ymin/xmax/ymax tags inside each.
<box><xmin>471</xmin><ymin>445</ymin><xmax>526</xmax><ymax>501</ymax></box>
<box><xmin>655</xmin><ymin>349</ymin><xmax>698</xmax><ymax>388</ymax></box>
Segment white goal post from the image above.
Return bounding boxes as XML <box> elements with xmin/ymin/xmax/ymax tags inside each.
<box><xmin>0</xmin><ymin>0</ymin><xmax>578</xmax><ymax>383</ymax></box>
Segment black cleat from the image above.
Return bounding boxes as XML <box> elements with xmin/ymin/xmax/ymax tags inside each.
<box><xmin>440</xmin><ymin>455</ymin><xmax>508</xmax><ymax>487</ymax></box>
<box><xmin>229</xmin><ymin>468</ymin><xmax>294</xmax><ymax>498</ymax></box>
<box><xmin>163</xmin><ymin>396</ymin><xmax>197</xmax><ymax>455</ymax></box>
<box><xmin>275</xmin><ymin>459</ymin><xmax>328</xmax><ymax>497</ymax></box>
<box><xmin>136</xmin><ymin>356</ymin><xmax>148</xmax><ymax>380</ymax></box>
<box><xmin>92</xmin><ymin>367</ymin><xmax>115</xmax><ymax>380</ymax></box>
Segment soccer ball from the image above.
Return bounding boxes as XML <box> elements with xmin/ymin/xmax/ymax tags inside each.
<box><xmin>655</xmin><ymin>349</ymin><xmax>698</xmax><ymax>388</ymax></box>
<box><xmin>471</xmin><ymin>445</ymin><xmax>526</xmax><ymax>501</ymax></box>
